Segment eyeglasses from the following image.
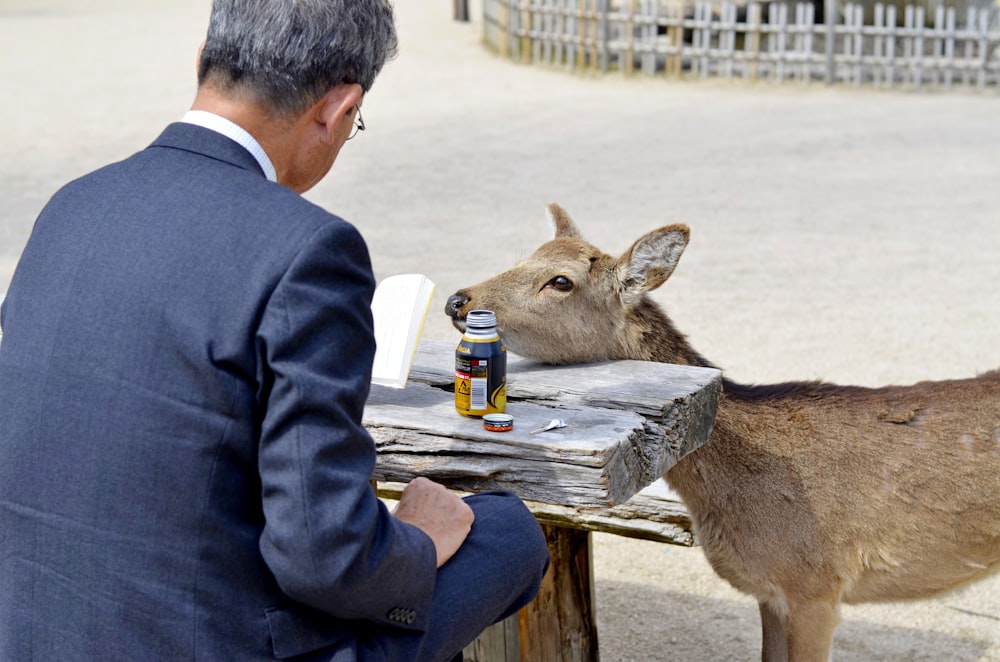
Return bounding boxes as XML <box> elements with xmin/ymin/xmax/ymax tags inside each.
<box><xmin>347</xmin><ymin>104</ymin><xmax>365</xmax><ymax>140</ymax></box>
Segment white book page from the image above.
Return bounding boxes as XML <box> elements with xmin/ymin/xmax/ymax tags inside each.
<box><xmin>370</xmin><ymin>274</ymin><xmax>434</xmax><ymax>388</ymax></box>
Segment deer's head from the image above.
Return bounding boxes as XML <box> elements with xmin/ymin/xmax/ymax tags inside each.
<box><xmin>445</xmin><ymin>203</ymin><xmax>692</xmax><ymax>365</ymax></box>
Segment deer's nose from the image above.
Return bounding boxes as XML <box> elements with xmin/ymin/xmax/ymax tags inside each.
<box><xmin>445</xmin><ymin>293</ymin><xmax>469</xmax><ymax>319</ymax></box>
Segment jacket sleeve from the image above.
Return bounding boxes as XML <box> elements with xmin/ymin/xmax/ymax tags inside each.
<box><xmin>255</xmin><ymin>219</ymin><xmax>437</xmax><ymax>630</ymax></box>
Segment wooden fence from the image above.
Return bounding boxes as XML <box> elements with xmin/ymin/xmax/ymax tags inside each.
<box><xmin>482</xmin><ymin>0</ymin><xmax>1000</xmax><ymax>89</ymax></box>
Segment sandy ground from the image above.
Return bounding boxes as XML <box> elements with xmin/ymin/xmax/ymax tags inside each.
<box><xmin>2</xmin><ymin>1</ymin><xmax>999</xmax><ymax>659</ymax></box>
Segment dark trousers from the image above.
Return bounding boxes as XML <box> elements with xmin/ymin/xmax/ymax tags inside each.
<box><xmin>345</xmin><ymin>491</ymin><xmax>550</xmax><ymax>662</ymax></box>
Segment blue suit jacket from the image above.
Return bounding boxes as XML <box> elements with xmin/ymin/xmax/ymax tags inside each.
<box><xmin>0</xmin><ymin>123</ymin><xmax>437</xmax><ymax>660</ymax></box>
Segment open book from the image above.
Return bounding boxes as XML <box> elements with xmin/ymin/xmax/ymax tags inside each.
<box><xmin>370</xmin><ymin>274</ymin><xmax>435</xmax><ymax>388</ymax></box>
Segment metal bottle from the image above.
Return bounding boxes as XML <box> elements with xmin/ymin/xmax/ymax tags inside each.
<box><xmin>455</xmin><ymin>310</ymin><xmax>506</xmax><ymax>417</ymax></box>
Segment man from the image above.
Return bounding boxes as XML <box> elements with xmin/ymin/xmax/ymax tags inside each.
<box><xmin>0</xmin><ymin>1</ymin><xmax>549</xmax><ymax>660</ymax></box>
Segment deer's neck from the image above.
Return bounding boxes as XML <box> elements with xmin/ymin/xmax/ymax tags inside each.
<box><xmin>628</xmin><ymin>300</ymin><xmax>766</xmax><ymax>507</ymax></box>
<box><xmin>628</xmin><ymin>301</ymin><xmax>716</xmax><ymax>369</ymax></box>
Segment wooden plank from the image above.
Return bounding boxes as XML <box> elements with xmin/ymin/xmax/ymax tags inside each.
<box><xmin>774</xmin><ymin>2</ymin><xmax>789</xmax><ymax>83</ymax></box>
<box><xmin>944</xmin><ymin>7</ymin><xmax>956</xmax><ymax>89</ymax></box>
<box><xmin>887</xmin><ymin>5</ymin><xmax>898</xmax><ymax>87</ymax></box>
<box><xmin>367</xmin><ymin>381</ymin><xmax>651</xmax><ymax>505</ymax></box>
<box><xmin>369</xmin><ymin>339</ymin><xmax>721</xmax><ymax>507</ymax></box>
<box><xmin>824</xmin><ymin>0</ymin><xmax>837</xmax><ymax>84</ymax></box>
<box><xmin>748</xmin><ymin>2</ymin><xmax>762</xmax><ymax>80</ymax></box>
<box><xmin>529</xmin><ymin>478</ymin><xmax>695</xmax><ymax>545</ymax></box>
<box><xmin>378</xmin><ymin>478</ymin><xmax>695</xmax><ymax>546</ymax></box>
<box><xmin>665</xmin><ymin>0</ymin><xmax>682</xmax><ymax>77</ymax></box>
<box><xmin>723</xmin><ymin>2</ymin><xmax>737</xmax><ymax>79</ymax></box>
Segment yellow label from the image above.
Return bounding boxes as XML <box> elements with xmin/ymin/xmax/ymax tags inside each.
<box><xmin>455</xmin><ymin>377</ymin><xmax>472</xmax><ymax>412</ymax></box>
<box><xmin>490</xmin><ymin>382</ymin><xmax>507</xmax><ymax>412</ymax></box>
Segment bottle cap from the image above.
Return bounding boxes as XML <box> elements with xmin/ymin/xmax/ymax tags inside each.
<box><xmin>466</xmin><ymin>310</ymin><xmax>497</xmax><ymax>329</ymax></box>
<box><xmin>483</xmin><ymin>413</ymin><xmax>514</xmax><ymax>432</ymax></box>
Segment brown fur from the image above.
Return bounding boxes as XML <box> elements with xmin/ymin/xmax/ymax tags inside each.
<box><xmin>445</xmin><ymin>203</ymin><xmax>1000</xmax><ymax>662</ymax></box>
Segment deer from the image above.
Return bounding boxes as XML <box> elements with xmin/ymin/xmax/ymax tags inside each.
<box><xmin>444</xmin><ymin>203</ymin><xmax>1000</xmax><ymax>662</ymax></box>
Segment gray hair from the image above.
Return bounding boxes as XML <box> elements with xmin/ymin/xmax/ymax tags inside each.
<box><xmin>198</xmin><ymin>0</ymin><xmax>398</xmax><ymax>116</ymax></box>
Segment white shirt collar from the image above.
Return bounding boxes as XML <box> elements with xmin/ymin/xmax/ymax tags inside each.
<box><xmin>180</xmin><ymin>110</ymin><xmax>277</xmax><ymax>183</ymax></box>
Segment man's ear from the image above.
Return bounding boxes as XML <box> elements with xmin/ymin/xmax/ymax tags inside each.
<box><xmin>196</xmin><ymin>41</ymin><xmax>206</xmax><ymax>76</ymax></box>
<box><xmin>316</xmin><ymin>83</ymin><xmax>363</xmax><ymax>144</ymax></box>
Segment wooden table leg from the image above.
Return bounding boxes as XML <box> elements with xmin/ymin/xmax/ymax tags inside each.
<box><xmin>465</xmin><ymin>524</ymin><xmax>599</xmax><ymax>662</ymax></box>
<box><xmin>521</xmin><ymin>524</ymin><xmax>599</xmax><ymax>661</ymax></box>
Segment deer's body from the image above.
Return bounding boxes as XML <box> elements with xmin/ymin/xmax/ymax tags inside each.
<box><xmin>445</xmin><ymin>204</ymin><xmax>1000</xmax><ymax>661</ymax></box>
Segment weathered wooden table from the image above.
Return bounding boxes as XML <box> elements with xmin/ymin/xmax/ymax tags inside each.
<box><xmin>365</xmin><ymin>339</ymin><xmax>722</xmax><ymax>662</ymax></box>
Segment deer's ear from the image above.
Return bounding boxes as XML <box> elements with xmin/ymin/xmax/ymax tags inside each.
<box><xmin>616</xmin><ymin>224</ymin><xmax>690</xmax><ymax>304</ymax></box>
<box><xmin>546</xmin><ymin>203</ymin><xmax>583</xmax><ymax>239</ymax></box>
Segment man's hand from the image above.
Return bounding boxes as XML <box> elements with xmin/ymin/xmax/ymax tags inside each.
<box><xmin>392</xmin><ymin>477</ymin><xmax>474</xmax><ymax>568</ymax></box>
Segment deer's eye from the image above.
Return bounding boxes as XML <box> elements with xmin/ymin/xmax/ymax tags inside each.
<box><xmin>544</xmin><ymin>276</ymin><xmax>573</xmax><ymax>292</ymax></box>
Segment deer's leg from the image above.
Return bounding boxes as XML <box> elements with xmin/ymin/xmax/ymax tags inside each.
<box><xmin>784</xmin><ymin>597</ymin><xmax>839</xmax><ymax>662</ymax></box>
<box><xmin>759</xmin><ymin>600</ymin><xmax>788</xmax><ymax>662</ymax></box>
